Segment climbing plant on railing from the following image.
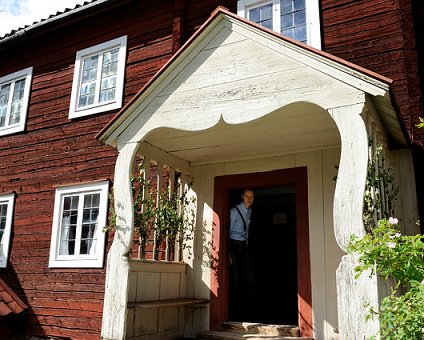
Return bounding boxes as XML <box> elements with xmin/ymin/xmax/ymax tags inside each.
<box><xmin>363</xmin><ymin>143</ymin><xmax>398</xmax><ymax>232</ymax></box>
<box><xmin>133</xmin><ymin>158</ymin><xmax>196</xmax><ymax>260</ymax></box>
<box><xmin>348</xmin><ymin>122</ymin><xmax>424</xmax><ymax>339</ymax></box>
<box><xmin>106</xmin><ymin>157</ymin><xmax>196</xmax><ymax>261</ymax></box>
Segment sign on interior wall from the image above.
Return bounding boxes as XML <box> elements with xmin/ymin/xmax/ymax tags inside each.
<box><xmin>273</xmin><ymin>212</ymin><xmax>287</xmax><ymax>224</ymax></box>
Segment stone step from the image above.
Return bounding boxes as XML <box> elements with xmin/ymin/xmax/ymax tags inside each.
<box><xmin>220</xmin><ymin>321</ymin><xmax>300</xmax><ymax>336</ymax></box>
<box><xmin>196</xmin><ymin>330</ymin><xmax>313</xmax><ymax>340</ymax></box>
<box><xmin>196</xmin><ymin>322</ymin><xmax>313</xmax><ymax>340</ymax></box>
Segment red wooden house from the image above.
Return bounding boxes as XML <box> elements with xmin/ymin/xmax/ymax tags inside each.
<box><xmin>0</xmin><ymin>0</ymin><xmax>423</xmax><ymax>339</ymax></box>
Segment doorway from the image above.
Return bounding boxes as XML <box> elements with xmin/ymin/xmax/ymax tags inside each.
<box><xmin>211</xmin><ymin>168</ymin><xmax>312</xmax><ymax>336</ymax></box>
<box><xmin>235</xmin><ymin>186</ymin><xmax>298</xmax><ymax>324</ymax></box>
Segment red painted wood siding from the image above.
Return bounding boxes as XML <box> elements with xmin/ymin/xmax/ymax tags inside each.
<box><xmin>0</xmin><ymin>1</ymin><xmax>236</xmax><ymax>339</ymax></box>
<box><xmin>322</xmin><ymin>0</ymin><xmax>423</xmax><ymax>145</ymax></box>
<box><xmin>0</xmin><ymin>0</ymin><xmax>422</xmax><ymax>338</ymax></box>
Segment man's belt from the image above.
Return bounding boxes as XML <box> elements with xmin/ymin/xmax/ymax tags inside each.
<box><xmin>229</xmin><ymin>239</ymin><xmax>247</xmax><ymax>245</ymax></box>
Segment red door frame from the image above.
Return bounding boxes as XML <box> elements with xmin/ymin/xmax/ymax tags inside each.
<box><xmin>210</xmin><ymin>167</ymin><xmax>313</xmax><ymax>337</ymax></box>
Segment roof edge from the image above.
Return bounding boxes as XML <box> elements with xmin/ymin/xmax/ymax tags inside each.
<box><xmin>97</xmin><ymin>6</ymin><xmax>394</xmax><ymax>144</ymax></box>
<box><xmin>0</xmin><ymin>0</ymin><xmax>131</xmax><ymax>47</ymax></box>
<box><xmin>96</xmin><ymin>6</ymin><xmax>231</xmax><ymax>144</ymax></box>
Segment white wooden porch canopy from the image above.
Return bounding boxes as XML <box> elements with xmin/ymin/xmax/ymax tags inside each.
<box><xmin>97</xmin><ymin>7</ymin><xmax>405</xmax><ymax>340</ymax></box>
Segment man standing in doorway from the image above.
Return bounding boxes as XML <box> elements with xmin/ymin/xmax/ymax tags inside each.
<box><xmin>229</xmin><ymin>189</ymin><xmax>256</xmax><ymax>321</ymax></box>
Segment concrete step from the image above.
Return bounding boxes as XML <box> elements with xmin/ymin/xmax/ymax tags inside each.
<box><xmin>220</xmin><ymin>321</ymin><xmax>300</xmax><ymax>336</ymax></box>
<box><xmin>196</xmin><ymin>322</ymin><xmax>313</xmax><ymax>340</ymax></box>
<box><xmin>196</xmin><ymin>330</ymin><xmax>313</xmax><ymax>340</ymax></box>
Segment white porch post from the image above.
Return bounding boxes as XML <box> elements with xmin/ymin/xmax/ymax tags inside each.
<box><xmin>329</xmin><ymin>103</ymin><xmax>380</xmax><ymax>339</ymax></box>
<box><xmin>101</xmin><ymin>142</ymin><xmax>139</xmax><ymax>340</ymax></box>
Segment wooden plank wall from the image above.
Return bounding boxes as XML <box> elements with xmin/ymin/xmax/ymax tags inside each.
<box><xmin>0</xmin><ymin>1</ymin><xmax>235</xmax><ymax>339</ymax></box>
<box><xmin>321</xmin><ymin>0</ymin><xmax>423</xmax><ymax>145</ymax></box>
<box><xmin>0</xmin><ymin>0</ymin><xmax>421</xmax><ymax>338</ymax></box>
<box><xmin>322</xmin><ymin>0</ymin><xmax>424</xmax><ymax>227</ymax></box>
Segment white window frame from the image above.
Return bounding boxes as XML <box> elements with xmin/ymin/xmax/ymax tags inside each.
<box><xmin>69</xmin><ymin>36</ymin><xmax>127</xmax><ymax>119</ymax></box>
<box><xmin>0</xmin><ymin>67</ymin><xmax>33</xmax><ymax>137</ymax></box>
<box><xmin>0</xmin><ymin>193</ymin><xmax>15</xmax><ymax>268</ymax></box>
<box><xmin>49</xmin><ymin>181</ymin><xmax>109</xmax><ymax>268</ymax></box>
<box><xmin>237</xmin><ymin>0</ymin><xmax>322</xmax><ymax>49</ymax></box>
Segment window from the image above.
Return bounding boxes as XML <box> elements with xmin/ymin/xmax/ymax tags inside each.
<box><xmin>0</xmin><ymin>67</ymin><xmax>33</xmax><ymax>137</ymax></box>
<box><xmin>49</xmin><ymin>181</ymin><xmax>109</xmax><ymax>268</ymax></box>
<box><xmin>69</xmin><ymin>36</ymin><xmax>127</xmax><ymax>119</ymax></box>
<box><xmin>0</xmin><ymin>193</ymin><xmax>15</xmax><ymax>268</ymax></box>
<box><xmin>237</xmin><ymin>0</ymin><xmax>321</xmax><ymax>49</ymax></box>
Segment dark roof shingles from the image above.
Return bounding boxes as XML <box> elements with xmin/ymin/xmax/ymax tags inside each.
<box><xmin>1</xmin><ymin>0</ymin><xmax>95</xmax><ymax>39</ymax></box>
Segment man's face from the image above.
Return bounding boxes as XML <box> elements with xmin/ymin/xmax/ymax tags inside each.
<box><xmin>242</xmin><ymin>190</ymin><xmax>254</xmax><ymax>208</ymax></box>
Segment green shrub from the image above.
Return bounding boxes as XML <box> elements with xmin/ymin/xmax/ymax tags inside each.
<box><xmin>348</xmin><ymin>218</ymin><xmax>424</xmax><ymax>339</ymax></box>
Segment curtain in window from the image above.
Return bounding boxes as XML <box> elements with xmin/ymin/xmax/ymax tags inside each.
<box><xmin>59</xmin><ymin>215</ymin><xmax>71</xmax><ymax>255</ymax></box>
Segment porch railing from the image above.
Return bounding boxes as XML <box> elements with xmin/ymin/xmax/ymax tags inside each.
<box><xmin>131</xmin><ymin>155</ymin><xmax>194</xmax><ymax>262</ymax></box>
<box><xmin>363</xmin><ymin>107</ymin><xmax>397</xmax><ymax>229</ymax></box>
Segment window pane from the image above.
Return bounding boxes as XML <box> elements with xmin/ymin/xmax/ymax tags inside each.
<box><xmin>70</xmin><ymin>196</ymin><xmax>79</xmax><ymax>210</ymax></box>
<box><xmin>262</xmin><ymin>4</ymin><xmax>272</xmax><ymax>18</ymax></box>
<box><xmin>249</xmin><ymin>8</ymin><xmax>260</xmax><ymax>22</ymax></box>
<box><xmin>0</xmin><ymin>84</ymin><xmax>10</xmax><ymax>106</ymax></box>
<box><xmin>78</xmin><ymin>55</ymin><xmax>99</xmax><ymax>108</ymax></box>
<box><xmin>281</xmin><ymin>13</ymin><xmax>293</xmax><ymax>29</ymax></box>
<box><xmin>59</xmin><ymin>222</ymin><xmax>77</xmax><ymax>256</ymax></box>
<box><xmin>294</xmin><ymin>25</ymin><xmax>307</xmax><ymax>42</ymax></box>
<box><xmin>99</xmin><ymin>49</ymin><xmax>119</xmax><ymax>103</ymax></box>
<box><xmin>294</xmin><ymin>10</ymin><xmax>306</xmax><ymax>26</ymax></box>
<box><xmin>248</xmin><ymin>3</ymin><xmax>273</xmax><ymax>29</ymax></box>
<box><xmin>63</xmin><ymin>196</ymin><xmax>71</xmax><ymax>210</ymax></box>
<box><xmin>281</xmin><ymin>0</ymin><xmax>292</xmax><ymax>13</ymax></box>
<box><xmin>0</xmin><ymin>84</ymin><xmax>10</xmax><ymax>127</ymax></box>
<box><xmin>280</xmin><ymin>0</ymin><xmax>307</xmax><ymax>43</ymax></box>
<box><xmin>262</xmin><ymin>19</ymin><xmax>273</xmax><ymax>30</ymax></box>
<box><xmin>282</xmin><ymin>28</ymin><xmax>294</xmax><ymax>40</ymax></box>
<box><xmin>12</xmin><ymin>79</ymin><xmax>25</xmax><ymax>100</ymax></box>
<box><xmin>59</xmin><ymin>196</ymin><xmax>79</xmax><ymax>256</ymax></box>
<box><xmin>80</xmin><ymin>194</ymin><xmax>99</xmax><ymax>255</ymax></box>
<box><xmin>92</xmin><ymin>194</ymin><xmax>100</xmax><ymax>207</ymax></box>
<box><xmin>0</xmin><ymin>203</ymin><xmax>7</xmax><ymax>243</ymax></box>
<box><xmin>294</xmin><ymin>0</ymin><xmax>305</xmax><ymax>11</ymax></box>
<box><xmin>10</xmin><ymin>102</ymin><xmax>22</xmax><ymax>125</ymax></box>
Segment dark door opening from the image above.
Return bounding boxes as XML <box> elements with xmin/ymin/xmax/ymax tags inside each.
<box><xmin>228</xmin><ymin>186</ymin><xmax>298</xmax><ymax>324</ymax></box>
<box><xmin>211</xmin><ymin>168</ymin><xmax>312</xmax><ymax>336</ymax></box>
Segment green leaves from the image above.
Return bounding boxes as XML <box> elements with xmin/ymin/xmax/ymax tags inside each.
<box><xmin>132</xmin><ymin>159</ymin><xmax>196</xmax><ymax>260</ymax></box>
<box><xmin>348</xmin><ymin>218</ymin><xmax>424</xmax><ymax>339</ymax></box>
<box><xmin>363</xmin><ymin>145</ymin><xmax>398</xmax><ymax>233</ymax></box>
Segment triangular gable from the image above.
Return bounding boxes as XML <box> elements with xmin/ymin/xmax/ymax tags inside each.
<box><xmin>97</xmin><ymin>6</ymin><xmax>405</xmax><ymax>147</ymax></box>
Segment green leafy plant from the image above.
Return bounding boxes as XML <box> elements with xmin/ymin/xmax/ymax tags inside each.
<box><xmin>348</xmin><ymin>218</ymin><xmax>424</xmax><ymax>339</ymax></box>
<box><xmin>350</xmin><ymin>135</ymin><xmax>424</xmax><ymax>339</ymax></box>
<box><xmin>152</xmin><ymin>179</ymin><xmax>196</xmax><ymax>261</ymax></box>
<box><xmin>133</xmin><ymin>159</ymin><xmax>196</xmax><ymax>260</ymax></box>
<box><xmin>363</xmin><ymin>144</ymin><xmax>398</xmax><ymax>232</ymax></box>
<box><xmin>106</xmin><ymin>158</ymin><xmax>196</xmax><ymax>261</ymax></box>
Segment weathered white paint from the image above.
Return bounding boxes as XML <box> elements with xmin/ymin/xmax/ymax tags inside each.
<box><xmin>99</xmin><ymin>13</ymin><xmax>402</xmax><ymax>149</ymax></box>
<box><xmin>391</xmin><ymin>149</ymin><xmax>420</xmax><ymax>235</ymax></box>
<box><xmin>101</xmin><ymin>142</ymin><xmax>139</xmax><ymax>340</ymax></box>
<box><xmin>329</xmin><ymin>103</ymin><xmax>381</xmax><ymax>339</ymax></box>
<box><xmin>126</xmin><ymin>260</ymin><xmax>188</xmax><ymax>339</ymax></box>
<box><xmin>295</xmin><ymin>149</ymin><xmax>344</xmax><ymax>340</ymax></box>
<box><xmin>97</xmin><ymin>10</ymin><xmax>410</xmax><ymax>340</ymax></box>
<box><xmin>337</xmin><ymin>255</ymin><xmax>380</xmax><ymax>339</ymax></box>
<box><xmin>330</xmin><ymin>103</ymin><xmax>369</xmax><ymax>250</ymax></box>
<box><xmin>191</xmin><ymin>148</ymin><xmax>344</xmax><ymax>339</ymax></box>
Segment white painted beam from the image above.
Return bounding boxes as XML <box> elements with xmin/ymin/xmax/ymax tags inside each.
<box><xmin>138</xmin><ymin>141</ymin><xmax>191</xmax><ymax>175</ymax></box>
<box><xmin>101</xmin><ymin>141</ymin><xmax>139</xmax><ymax>340</ymax></box>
